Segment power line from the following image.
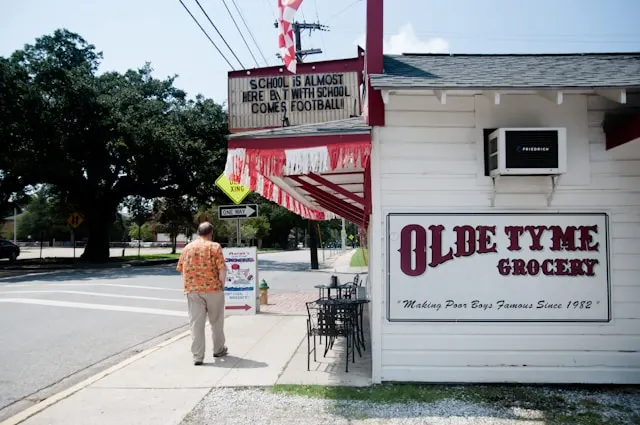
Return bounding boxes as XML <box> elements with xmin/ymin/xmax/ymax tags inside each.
<box><xmin>263</xmin><ymin>0</ymin><xmax>276</xmax><ymax>21</ymax></box>
<box><xmin>221</xmin><ymin>0</ymin><xmax>260</xmax><ymax>67</ymax></box>
<box><xmin>178</xmin><ymin>0</ymin><xmax>235</xmax><ymax>70</ymax></box>
<box><xmin>325</xmin><ymin>0</ymin><xmax>362</xmax><ymax>23</ymax></box>
<box><xmin>193</xmin><ymin>0</ymin><xmax>245</xmax><ymax>69</ymax></box>
<box><xmin>313</xmin><ymin>0</ymin><xmax>327</xmax><ymax>58</ymax></box>
<box><xmin>231</xmin><ymin>0</ymin><xmax>270</xmax><ymax>66</ymax></box>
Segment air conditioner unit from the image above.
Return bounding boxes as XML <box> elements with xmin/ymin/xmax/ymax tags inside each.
<box><xmin>487</xmin><ymin>127</ymin><xmax>567</xmax><ymax>176</ymax></box>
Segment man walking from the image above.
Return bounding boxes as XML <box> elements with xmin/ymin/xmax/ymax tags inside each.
<box><xmin>177</xmin><ymin>221</ymin><xmax>228</xmax><ymax>365</ymax></box>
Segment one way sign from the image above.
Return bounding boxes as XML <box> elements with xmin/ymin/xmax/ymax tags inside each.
<box><xmin>218</xmin><ymin>204</ymin><xmax>258</xmax><ymax>219</ymax></box>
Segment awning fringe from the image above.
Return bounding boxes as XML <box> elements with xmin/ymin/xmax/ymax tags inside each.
<box><xmin>223</xmin><ymin>142</ymin><xmax>370</xmax><ymax>221</ymax></box>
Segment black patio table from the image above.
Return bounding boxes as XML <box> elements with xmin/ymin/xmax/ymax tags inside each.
<box><xmin>313</xmin><ymin>283</ymin><xmax>345</xmax><ymax>299</ymax></box>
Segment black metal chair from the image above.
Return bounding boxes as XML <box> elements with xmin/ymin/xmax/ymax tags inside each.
<box><xmin>338</xmin><ymin>273</ymin><xmax>360</xmax><ymax>300</ymax></box>
<box><xmin>305</xmin><ymin>298</ymin><xmax>359</xmax><ymax>372</ymax></box>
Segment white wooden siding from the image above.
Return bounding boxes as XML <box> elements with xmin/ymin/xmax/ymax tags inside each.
<box><xmin>373</xmin><ymin>92</ymin><xmax>640</xmax><ymax>384</ymax></box>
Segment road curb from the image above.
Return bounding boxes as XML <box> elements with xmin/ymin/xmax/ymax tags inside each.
<box><xmin>0</xmin><ymin>330</ymin><xmax>191</xmax><ymax>425</ymax></box>
<box><xmin>0</xmin><ymin>258</ymin><xmax>178</xmax><ymax>277</ymax></box>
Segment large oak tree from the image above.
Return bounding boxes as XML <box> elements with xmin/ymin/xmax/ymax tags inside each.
<box><xmin>0</xmin><ymin>29</ymin><xmax>228</xmax><ymax>261</ymax></box>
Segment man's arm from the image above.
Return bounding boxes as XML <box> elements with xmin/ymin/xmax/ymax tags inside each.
<box><xmin>218</xmin><ymin>264</ymin><xmax>227</xmax><ymax>285</ymax></box>
<box><xmin>177</xmin><ymin>251</ymin><xmax>185</xmax><ymax>273</ymax></box>
<box><xmin>213</xmin><ymin>245</ymin><xmax>226</xmax><ymax>284</ymax></box>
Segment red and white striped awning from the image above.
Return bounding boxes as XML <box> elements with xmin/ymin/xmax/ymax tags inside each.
<box><xmin>224</xmin><ymin>142</ymin><xmax>371</xmax><ymax>220</ymax></box>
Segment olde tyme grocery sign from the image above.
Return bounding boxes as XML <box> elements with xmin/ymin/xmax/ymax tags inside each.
<box><xmin>228</xmin><ymin>72</ymin><xmax>360</xmax><ymax>129</ymax></box>
<box><xmin>386</xmin><ymin>213</ymin><xmax>610</xmax><ymax>323</ymax></box>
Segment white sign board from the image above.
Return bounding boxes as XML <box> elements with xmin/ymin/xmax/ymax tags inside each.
<box><xmin>223</xmin><ymin>247</ymin><xmax>258</xmax><ymax>315</ymax></box>
<box><xmin>387</xmin><ymin>213</ymin><xmax>610</xmax><ymax>322</ymax></box>
<box><xmin>228</xmin><ymin>72</ymin><xmax>360</xmax><ymax>129</ymax></box>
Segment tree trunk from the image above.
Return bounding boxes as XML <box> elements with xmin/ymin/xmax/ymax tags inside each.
<box><xmin>171</xmin><ymin>234</ymin><xmax>177</xmax><ymax>254</ymax></box>
<box><xmin>309</xmin><ymin>220</ymin><xmax>319</xmax><ymax>270</ymax></box>
<box><xmin>81</xmin><ymin>201</ymin><xmax>116</xmax><ymax>262</ymax></box>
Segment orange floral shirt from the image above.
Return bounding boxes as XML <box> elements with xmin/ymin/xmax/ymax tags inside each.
<box><xmin>177</xmin><ymin>239</ymin><xmax>226</xmax><ymax>293</ymax></box>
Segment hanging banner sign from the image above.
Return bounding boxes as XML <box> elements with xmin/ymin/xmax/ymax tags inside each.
<box><xmin>387</xmin><ymin>213</ymin><xmax>610</xmax><ymax>323</ymax></box>
<box><xmin>223</xmin><ymin>247</ymin><xmax>258</xmax><ymax>315</ymax></box>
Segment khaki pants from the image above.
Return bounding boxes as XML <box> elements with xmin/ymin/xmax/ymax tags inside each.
<box><xmin>187</xmin><ymin>291</ymin><xmax>226</xmax><ymax>362</ymax></box>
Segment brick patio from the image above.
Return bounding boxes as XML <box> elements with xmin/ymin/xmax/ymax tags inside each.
<box><xmin>258</xmin><ymin>292</ymin><xmax>318</xmax><ymax>315</ymax></box>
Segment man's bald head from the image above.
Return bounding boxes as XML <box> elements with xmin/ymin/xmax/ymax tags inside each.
<box><xmin>197</xmin><ymin>221</ymin><xmax>214</xmax><ymax>239</ymax></box>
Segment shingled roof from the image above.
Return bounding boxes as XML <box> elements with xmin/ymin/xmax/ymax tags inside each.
<box><xmin>228</xmin><ymin>117</ymin><xmax>370</xmax><ymax>139</ymax></box>
<box><xmin>370</xmin><ymin>53</ymin><xmax>640</xmax><ymax>90</ymax></box>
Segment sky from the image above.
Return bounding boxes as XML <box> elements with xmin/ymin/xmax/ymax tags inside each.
<box><xmin>1</xmin><ymin>0</ymin><xmax>640</xmax><ymax>105</ymax></box>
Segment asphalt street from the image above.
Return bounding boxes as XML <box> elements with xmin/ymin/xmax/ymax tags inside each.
<box><xmin>0</xmin><ymin>249</ymin><xmax>342</xmax><ymax>420</ymax></box>
<box><xmin>257</xmin><ymin>248</ymin><xmax>343</xmax><ymax>293</ymax></box>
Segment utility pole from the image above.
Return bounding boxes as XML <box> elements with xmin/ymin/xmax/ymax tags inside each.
<box><xmin>274</xmin><ymin>19</ymin><xmax>328</xmax><ymax>270</ymax></box>
<box><xmin>274</xmin><ymin>21</ymin><xmax>328</xmax><ymax>62</ymax></box>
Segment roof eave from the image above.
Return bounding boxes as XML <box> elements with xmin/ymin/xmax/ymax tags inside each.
<box><xmin>369</xmin><ymin>82</ymin><xmax>640</xmax><ymax>92</ymax></box>
<box><xmin>228</xmin><ymin>129</ymin><xmax>371</xmax><ymax>140</ymax></box>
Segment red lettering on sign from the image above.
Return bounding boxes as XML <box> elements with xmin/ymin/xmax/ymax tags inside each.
<box><xmin>542</xmin><ymin>259</ymin><xmax>554</xmax><ymax>276</ymax></box>
<box><xmin>397</xmin><ymin>222</ymin><xmax>602</xmax><ymax>278</ymax></box>
<box><xmin>504</xmin><ymin>226</ymin><xmax>524</xmax><ymax>251</ymax></box>
<box><xmin>550</xmin><ymin>225</ymin><xmax>578</xmax><ymax>251</ymax></box>
<box><xmin>477</xmin><ymin>226</ymin><xmax>497</xmax><ymax>254</ymax></box>
<box><xmin>399</xmin><ymin>224</ymin><xmax>427</xmax><ymax>276</ymax></box>
<box><xmin>496</xmin><ymin>258</ymin><xmax>599</xmax><ymax>277</ymax></box>
<box><xmin>580</xmin><ymin>225</ymin><xmax>600</xmax><ymax>252</ymax></box>
<box><xmin>428</xmin><ymin>225</ymin><xmax>454</xmax><ymax>268</ymax></box>
<box><xmin>525</xmin><ymin>225</ymin><xmax>547</xmax><ymax>251</ymax></box>
<box><xmin>453</xmin><ymin>225</ymin><xmax>475</xmax><ymax>258</ymax></box>
<box><xmin>512</xmin><ymin>259</ymin><xmax>527</xmax><ymax>275</ymax></box>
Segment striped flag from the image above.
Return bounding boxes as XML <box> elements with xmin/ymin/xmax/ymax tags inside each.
<box><xmin>277</xmin><ymin>0</ymin><xmax>303</xmax><ymax>73</ymax></box>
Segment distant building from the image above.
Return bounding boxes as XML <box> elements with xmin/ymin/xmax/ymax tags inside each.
<box><xmin>1</xmin><ymin>213</ymin><xmax>22</xmax><ymax>238</ymax></box>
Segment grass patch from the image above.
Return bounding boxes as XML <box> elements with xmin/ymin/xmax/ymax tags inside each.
<box><xmin>272</xmin><ymin>384</ymin><xmax>456</xmax><ymax>404</ymax></box>
<box><xmin>270</xmin><ymin>384</ymin><xmax>640</xmax><ymax>425</ymax></box>
<box><xmin>349</xmin><ymin>248</ymin><xmax>368</xmax><ymax>267</ymax></box>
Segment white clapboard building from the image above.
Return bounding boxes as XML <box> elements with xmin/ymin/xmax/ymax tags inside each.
<box><xmin>223</xmin><ymin>0</ymin><xmax>640</xmax><ymax>384</ymax></box>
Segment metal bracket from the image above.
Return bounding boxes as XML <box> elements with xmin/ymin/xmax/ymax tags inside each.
<box><xmin>491</xmin><ymin>174</ymin><xmax>559</xmax><ymax>207</ymax></box>
<box><xmin>546</xmin><ymin>175</ymin><xmax>560</xmax><ymax>206</ymax></box>
<box><xmin>490</xmin><ymin>176</ymin><xmax>498</xmax><ymax>207</ymax></box>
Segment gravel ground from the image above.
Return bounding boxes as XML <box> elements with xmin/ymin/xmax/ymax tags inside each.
<box><xmin>179</xmin><ymin>387</ymin><xmax>640</xmax><ymax>425</ymax></box>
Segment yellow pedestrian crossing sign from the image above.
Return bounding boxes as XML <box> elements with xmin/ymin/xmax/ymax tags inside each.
<box><xmin>215</xmin><ymin>174</ymin><xmax>251</xmax><ymax>205</ymax></box>
<box><xmin>67</xmin><ymin>212</ymin><xmax>84</xmax><ymax>229</ymax></box>
<box><xmin>348</xmin><ymin>234</ymin><xmax>355</xmax><ymax>241</ymax></box>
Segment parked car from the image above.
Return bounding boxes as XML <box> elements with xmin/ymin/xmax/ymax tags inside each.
<box><xmin>0</xmin><ymin>239</ymin><xmax>20</xmax><ymax>261</ymax></box>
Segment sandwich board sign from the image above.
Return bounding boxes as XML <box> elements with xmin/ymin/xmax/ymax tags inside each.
<box><xmin>222</xmin><ymin>246</ymin><xmax>258</xmax><ymax>315</ymax></box>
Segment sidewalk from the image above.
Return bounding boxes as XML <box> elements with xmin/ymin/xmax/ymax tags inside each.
<box><xmin>312</xmin><ymin>248</ymin><xmax>367</xmax><ymax>275</ymax></box>
<box><xmin>330</xmin><ymin>249</ymin><xmax>368</xmax><ymax>275</ymax></box>
<box><xmin>3</xmin><ymin>312</ymin><xmax>372</xmax><ymax>425</ymax></box>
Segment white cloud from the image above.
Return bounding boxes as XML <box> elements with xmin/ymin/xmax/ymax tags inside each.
<box><xmin>355</xmin><ymin>23</ymin><xmax>449</xmax><ymax>55</ymax></box>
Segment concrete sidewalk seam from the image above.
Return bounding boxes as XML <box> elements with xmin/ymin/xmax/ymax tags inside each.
<box><xmin>211</xmin><ymin>315</ymin><xmax>288</xmax><ymax>387</ymax></box>
<box><xmin>274</xmin><ymin>333</ymin><xmax>306</xmax><ymax>385</ymax></box>
<box><xmin>0</xmin><ymin>330</ymin><xmax>191</xmax><ymax>425</ymax></box>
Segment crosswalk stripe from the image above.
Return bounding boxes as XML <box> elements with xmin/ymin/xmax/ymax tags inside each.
<box><xmin>0</xmin><ymin>298</ymin><xmax>188</xmax><ymax>317</ymax></box>
<box><xmin>6</xmin><ymin>283</ymin><xmax>183</xmax><ymax>292</ymax></box>
<box><xmin>0</xmin><ymin>290</ymin><xmax>185</xmax><ymax>303</ymax></box>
